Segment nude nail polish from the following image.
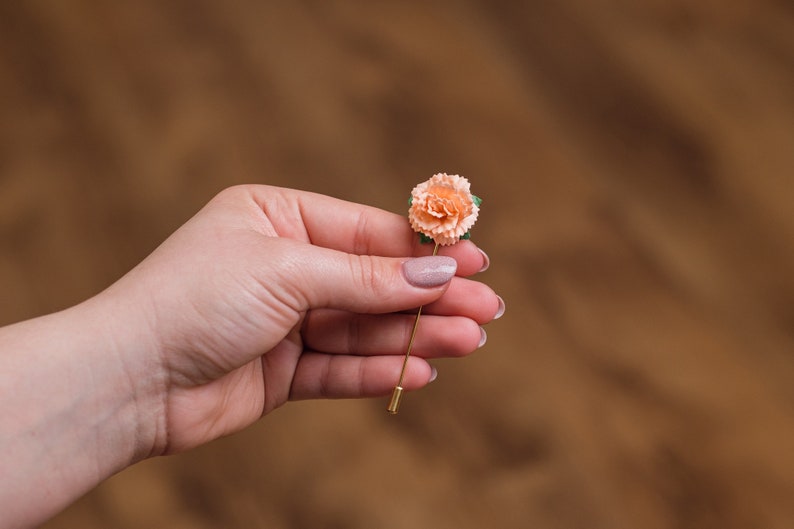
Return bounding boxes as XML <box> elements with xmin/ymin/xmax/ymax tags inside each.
<box><xmin>478</xmin><ymin>248</ymin><xmax>490</xmax><ymax>272</ymax></box>
<box><xmin>494</xmin><ymin>295</ymin><xmax>505</xmax><ymax>319</ymax></box>
<box><xmin>403</xmin><ymin>256</ymin><xmax>457</xmax><ymax>288</ymax></box>
<box><xmin>478</xmin><ymin>326</ymin><xmax>488</xmax><ymax>348</ymax></box>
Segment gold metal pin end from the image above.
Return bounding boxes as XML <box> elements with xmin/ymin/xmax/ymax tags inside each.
<box><xmin>387</xmin><ymin>386</ymin><xmax>404</xmax><ymax>414</ymax></box>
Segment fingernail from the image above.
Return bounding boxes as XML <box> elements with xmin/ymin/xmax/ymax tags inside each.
<box><xmin>478</xmin><ymin>326</ymin><xmax>487</xmax><ymax>348</ymax></box>
<box><xmin>403</xmin><ymin>256</ymin><xmax>457</xmax><ymax>288</ymax></box>
<box><xmin>478</xmin><ymin>248</ymin><xmax>490</xmax><ymax>272</ymax></box>
<box><xmin>495</xmin><ymin>295</ymin><xmax>505</xmax><ymax>319</ymax></box>
<box><xmin>429</xmin><ymin>366</ymin><xmax>438</xmax><ymax>383</ymax></box>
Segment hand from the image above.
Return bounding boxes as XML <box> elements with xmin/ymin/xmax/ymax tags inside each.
<box><xmin>103</xmin><ymin>185</ymin><xmax>501</xmax><ymax>455</ymax></box>
<box><xmin>0</xmin><ymin>184</ymin><xmax>502</xmax><ymax>526</ymax></box>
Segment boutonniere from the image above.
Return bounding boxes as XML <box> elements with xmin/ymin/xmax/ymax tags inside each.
<box><xmin>388</xmin><ymin>173</ymin><xmax>481</xmax><ymax>414</ymax></box>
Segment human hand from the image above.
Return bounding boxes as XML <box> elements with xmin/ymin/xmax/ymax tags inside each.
<box><xmin>102</xmin><ymin>185</ymin><xmax>502</xmax><ymax>455</ymax></box>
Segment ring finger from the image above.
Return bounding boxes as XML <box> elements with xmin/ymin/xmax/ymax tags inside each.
<box><xmin>302</xmin><ymin>309</ymin><xmax>485</xmax><ymax>358</ymax></box>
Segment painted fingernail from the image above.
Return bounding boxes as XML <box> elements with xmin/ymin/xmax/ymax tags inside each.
<box><xmin>403</xmin><ymin>256</ymin><xmax>457</xmax><ymax>288</ymax></box>
<box><xmin>478</xmin><ymin>326</ymin><xmax>488</xmax><ymax>348</ymax></box>
<box><xmin>429</xmin><ymin>366</ymin><xmax>438</xmax><ymax>383</ymax></box>
<box><xmin>478</xmin><ymin>248</ymin><xmax>490</xmax><ymax>272</ymax></box>
<box><xmin>495</xmin><ymin>295</ymin><xmax>505</xmax><ymax>319</ymax></box>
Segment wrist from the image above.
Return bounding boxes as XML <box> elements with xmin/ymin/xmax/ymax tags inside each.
<box><xmin>78</xmin><ymin>289</ymin><xmax>168</xmax><ymax>462</ymax></box>
<box><xmin>0</xmin><ymin>294</ymin><xmax>166</xmax><ymax>526</ymax></box>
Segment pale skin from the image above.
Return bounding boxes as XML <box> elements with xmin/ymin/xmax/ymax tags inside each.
<box><xmin>0</xmin><ymin>185</ymin><xmax>502</xmax><ymax>528</ymax></box>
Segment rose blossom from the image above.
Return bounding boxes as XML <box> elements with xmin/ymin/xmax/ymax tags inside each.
<box><xmin>408</xmin><ymin>173</ymin><xmax>479</xmax><ymax>246</ymax></box>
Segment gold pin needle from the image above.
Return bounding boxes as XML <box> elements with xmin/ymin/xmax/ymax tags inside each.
<box><xmin>388</xmin><ymin>243</ymin><xmax>440</xmax><ymax>414</ymax></box>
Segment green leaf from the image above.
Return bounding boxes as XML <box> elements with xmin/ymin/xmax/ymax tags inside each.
<box><xmin>419</xmin><ymin>233</ymin><xmax>434</xmax><ymax>244</ymax></box>
<box><xmin>472</xmin><ymin>195</ymin><xmax>482</xmax><ymax>207</ymax></box>
<box><xmin>408</xmin><ymin>195</ymin><xmax>413</xmax><ymax>206</ymax></box>
<box><xmin>460</xmin><ymin>231</ymin><xmax>471</xmax><ymax>240</ymax></box>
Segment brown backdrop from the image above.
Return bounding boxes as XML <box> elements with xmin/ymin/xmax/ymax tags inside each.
<box><xmin>2</xmin><ymin>1</ymin><xmax>793</xmax><ymax>528</ymax></box>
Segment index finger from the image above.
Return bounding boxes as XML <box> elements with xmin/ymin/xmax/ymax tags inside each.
<box><xmin>250</xmin><ymin>185</ymin><xmax>487</xmax><ymax>275</ymax></box>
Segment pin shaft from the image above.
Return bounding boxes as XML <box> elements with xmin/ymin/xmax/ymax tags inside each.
<box><xmin>388</xmin><ymin>243</ymin><xmax>439</xmax><ymax>414</ymax></box>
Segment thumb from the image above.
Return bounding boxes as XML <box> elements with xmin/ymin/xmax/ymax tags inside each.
<box><xmin>283</xmin><ymin>249</ymin><xmax>457</xmax><ymax>314</ymax></box>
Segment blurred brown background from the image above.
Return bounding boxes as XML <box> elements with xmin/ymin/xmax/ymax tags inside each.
<box><xmin>2</xmin><ymin>1</ymin><xmax>794</xmax><ymax>528</ymax></box>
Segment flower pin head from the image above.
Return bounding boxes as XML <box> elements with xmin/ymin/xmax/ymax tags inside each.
<box><xmin>408</xmin><ymin>173</ymin><xmax>481</xmax><ymax>246</ymax></box>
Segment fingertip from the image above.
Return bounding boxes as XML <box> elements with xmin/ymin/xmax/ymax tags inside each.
<box><xmin>478</xmin><ymin>326</ymin><xmax>487</xmax><ymax>348</ymax></box>
<box><xmin>429</xmin><ymin>365</ymin><xmax>438</xmax><ymax>383</ymax></box>
<box><xmin>494</xmin><ymin>295</ymin><xmax>505</xmax><ymax>319</ymax></box>
<box><xmin>397</xmin><ymin>356</ymin><xmax>435</xmax><ymax>391</ymax></box>
<box><xmin>436</xmin><ymin>240</ymin><xmax>489</xmax><ymax>277</ymax></box>
<box><xmin>477</xmin><ymin>247</ymin><xmax>490</xmax><ymax>272</ymax></box>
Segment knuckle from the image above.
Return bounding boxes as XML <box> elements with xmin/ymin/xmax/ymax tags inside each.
<box><xmin>352</xmin><ymin>211</ymin><xmax>371</xmax><ymax>256</ymax></box>
<box><xmin>348</xmin><ymin>254</ymin><xmax>389</xmax><ymax>299</ymax></box>
<box><xmin>346</xmin><ymin>314</ymin><xmax>361</xmax><ymax>354</ymax></box>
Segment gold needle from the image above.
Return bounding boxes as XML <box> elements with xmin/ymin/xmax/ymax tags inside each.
<box><xmin>387</xmin><ymin>242</ymin><xmax>440</xmax><ymax>414</ymax></box>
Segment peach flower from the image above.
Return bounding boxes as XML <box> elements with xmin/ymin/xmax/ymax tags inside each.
<box><xmin>408</xmin><ymin>173</ymin><xmax>480</xmax><ymax>246</ymax></box>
